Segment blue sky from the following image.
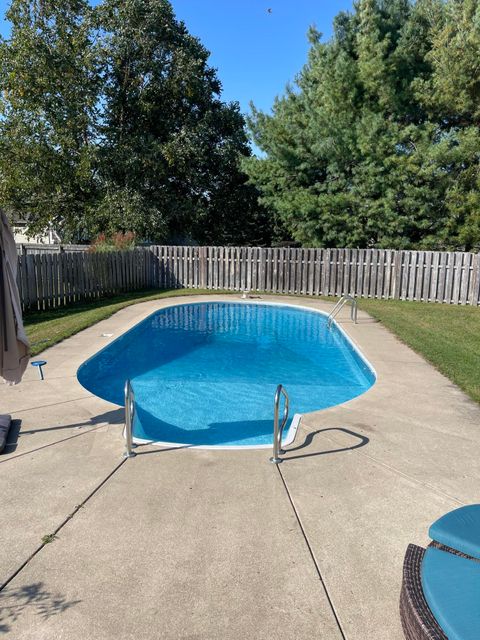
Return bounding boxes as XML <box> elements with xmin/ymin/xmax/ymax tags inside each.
<box><xmin>0</xmin><ymin>0</ymin><xmax>353</xmax><ymax>115</ymax></box>
<box><xmin>171</xmin><ymin>0</ymin><xmax>353</xmax><ymax>114</ymax></box>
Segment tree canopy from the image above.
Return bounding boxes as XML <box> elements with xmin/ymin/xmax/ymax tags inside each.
<box><xmin>245</xmin><ymin>0</ymin><xmax>480</xmax><ymax>250</ymax></box>
<box><xmin>1</xmin><ymin>0</ymin><xmax>479</xmax><ymax>249</ymax></box>
<box><xmin>0</xmin><ymin>0</ymin><xmax>270</xmax><ymax>245</ymax></box>
<box><xmin>0</xmin><ymin>0</ymin><xmax>99</xmax><ymax>239</ymax></box>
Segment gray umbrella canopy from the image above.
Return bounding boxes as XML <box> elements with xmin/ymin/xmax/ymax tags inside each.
<box><xmin>0</xmin><ymin>210</ymin><xmax>30</xmax><ymax>384</ymax></box>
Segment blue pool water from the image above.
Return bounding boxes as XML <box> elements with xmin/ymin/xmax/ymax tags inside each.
<box><xmin>77</xmin><ymin>302</ymin><xmax>375</xmax><ymax>447</ymax></box>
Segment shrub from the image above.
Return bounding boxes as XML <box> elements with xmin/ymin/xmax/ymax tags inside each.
<box><xmin>89</xmin><ymin>231</ymin><xmax>136</xmax><ymax>253</ymax></box>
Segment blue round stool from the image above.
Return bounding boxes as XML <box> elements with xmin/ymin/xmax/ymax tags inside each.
<box><xmin>31</xmin><ymin>360</ymin><xmax>47</xmax><ymax>380</ymax></box>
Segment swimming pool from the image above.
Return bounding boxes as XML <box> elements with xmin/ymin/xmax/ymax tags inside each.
<box><xmin>77</xmin><ymin>301</ymin><xmax>375</xmax><ymax>448</ymax></box>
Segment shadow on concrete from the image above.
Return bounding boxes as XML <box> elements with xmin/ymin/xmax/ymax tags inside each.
<box><xmin>0</xmin><ymin>410</ymin><xmax>124</xmax><ymax>463</ymax></box>
<box><xmin>282</xmin><ymin>427</ymin><xmax>369</xmax><ymax>461</ymax></box>
<box><xmin>0</xmin><ymin>581</ymin><xmax>81</xmax><ymax>634</ymax></box>
<box><xmin>17</xmin><ymin>409</ymin><xmax>124</xmax><ymax>437</ymax></box>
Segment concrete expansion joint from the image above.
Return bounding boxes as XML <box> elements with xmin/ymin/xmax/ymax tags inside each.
<box><xmin>0</xmin><ymin>456</ymin><xmax>128</xmax><ymax>595</ymax></box>
<box><xmin>306</xmin><ymin>425</ymin><xmax>468</xmax><ymax>508</ymax></box>
<box><xmin>353</xmin><ymin>449</ymin><xmax>467</xmax><ymax>507</ymax></box>
<box><xmin>0</xmin><ymin>423</ymin><xmax>106</xmax><ymax>466</ymax></box>
<box><xmin>276</xmin><ymin>465</ymin><xmax>348</xmax><ymax>640</ymax></box>
<box><xmin>10</xmin><ymin>395</ymin><xmax>94</xmax><ymax>415</ymax></box>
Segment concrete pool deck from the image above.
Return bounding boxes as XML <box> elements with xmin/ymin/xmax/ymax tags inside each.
<box><xmin>0</xmin><ymin>294</ymin><xmax>479</xmax><ymax>639</ymax></box>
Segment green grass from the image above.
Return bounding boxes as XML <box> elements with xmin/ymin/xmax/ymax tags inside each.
<box><xmin>24</xmin><ymin>289</ymin><xmax>480</xmax><ymax>406</ymax></box>
<box><xmin>358</xmin><ymin>298</ymin><xmax>480</xmax><ymax>405</ymax></box>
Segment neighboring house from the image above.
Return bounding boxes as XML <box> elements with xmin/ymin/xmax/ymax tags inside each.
<box><xmin>12</xmin><ymin>218</ymin><xmax>61</xmax><ymax>245</ymax></box>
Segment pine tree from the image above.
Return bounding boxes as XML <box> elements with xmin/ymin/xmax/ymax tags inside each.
<box><xmin>245</xmin><ymin>0</ymin><xmax>480</xmax><ymax>250</ymax></box>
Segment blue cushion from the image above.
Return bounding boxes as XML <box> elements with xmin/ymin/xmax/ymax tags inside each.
<box><xmin>422</xmin><ymin>547</ymin><xmax>480</xmax><ymax>640</ymax></box>
<box><xmin>430</xmin><ymin>504</ymin><xmax>480</xmax><ymax>560</ymax></box>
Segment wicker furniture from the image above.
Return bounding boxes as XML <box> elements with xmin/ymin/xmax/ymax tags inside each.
<box><xmin>400</xmin><ymin>541</ymin><xmax>480</xmax><ymax>639</ymax></box>
<box><xmin>400</xmin><ymin>544</ymin><xmax>447</xmax><ymax>640</ymax></box>
<box><xmin>400</xmin><ymin>505</ymin><xmax>480</xmax><ymax>639</ymax></box>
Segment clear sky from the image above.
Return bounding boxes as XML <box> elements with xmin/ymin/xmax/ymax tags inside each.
<box><xmin>0</xmin><ymin>0</ymin><xmax>353</xmax><ymax>115</ymax></box>
<box><xmin>171</xmin><ymin>0</ymin><xmax>353</xmax><ymax>114</ymax></box>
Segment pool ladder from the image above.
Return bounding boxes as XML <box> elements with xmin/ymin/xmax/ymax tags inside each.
<box><xmin>327</xmin><ymin>294</ymin><xmax>358</xmax><ymax>327</ymax></box>
<box><xmin>270</xmin><ymin>384</ymin><xmax>290</xmax><ymax>464</ymax></box>
<box><xmin>123</xmin><ymin>379</ymin><xmax>137</xmax><ymax>458</ymax></box>
<box><xmin>125</xmin><ymin>378</ymin><xmax>291</xmax><ymax>462</ymax></box>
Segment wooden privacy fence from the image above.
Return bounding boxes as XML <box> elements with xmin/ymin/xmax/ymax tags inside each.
<box><xmin>18</xmin><ymin>248</ymin><xmax>154</xmax><ymax>311</ymax></box>
<box><xmin>150</xmin><ymin>246</ymin><xmax>480</xmax><ymax>306</ymax></box>
<box><xmin>16</xmin><ymin>243</ymin><xmax>88</xmax><ymax>256</ymax></box>
<box><xmin>17</xmin><ymin>245</ymin><xmax>480</xmax><ymax>310</ymax></box>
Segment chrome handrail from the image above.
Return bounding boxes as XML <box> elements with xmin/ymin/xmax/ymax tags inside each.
<box><xmin>270</xmin><ymin>384</ymin><xmax>289</xmax><ymax>464</ymax></box>
<box><xmin>123</xmin><ymin>379</ymin><xmax>137</xmax><ymax>458</ymax></box>
<box><xmin>327</xmin><ymin>294</ymin><xmax>357</xmax><ymax>327</ymax></box>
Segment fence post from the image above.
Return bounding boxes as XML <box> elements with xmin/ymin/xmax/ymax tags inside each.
<box><xmin>153</xmin><ymin>246</ymin><xmax>158</xmax><ymax>288</ymax></box>
<box><xmin>392</xmin><ymin>250</ymin><xmax>402</xmax><ymax>300</ymax></box>
<box><xmin>200</xmin><ymin>246</ymin><xmax>207</xmax><ymax>289</ymax></box>
<box><xmin>470</xmin><ymin>252</ymin><xmax>480</xmax><ymax>306</ymax></box>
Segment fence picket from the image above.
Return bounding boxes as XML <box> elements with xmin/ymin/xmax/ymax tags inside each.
<box><xmin>444</xmin><ymin>252</ymin><xmax>454</xmax><ymax>303</ymax></box>
<box><xmin>460</xmin><ymin>252</ymin><xmax>471</xmax><ymax>305</ymax></box>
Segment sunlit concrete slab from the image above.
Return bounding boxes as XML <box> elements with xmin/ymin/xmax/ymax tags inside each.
<box><xmin>0</xmin><ymin>448</ymin><xmax>343</xmax><ymax>639</ymax></box>
<box><xmin>0</xmin><ymin>293</ymin><xmax>479</xmax><ymax>639</ymax></box>
<box><xmin>0</xmin><ymin>424</ymin><xmax>123</xmax><ymax>586</ymax></box>
<box><xmin>281</xmin><ymin>426</ymin><xmax>459</xmax><ymax>639</ymax></box>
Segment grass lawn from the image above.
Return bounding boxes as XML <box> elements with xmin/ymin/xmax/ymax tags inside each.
<box><xmin>24</xmin><ymin>289</ymin><xmax>480</xmax><ymax>406</ymax></box>
<box><xmin>359</xmin><ymin>298</ymin><xmax>480</xmax><ymax>405</ymax></box>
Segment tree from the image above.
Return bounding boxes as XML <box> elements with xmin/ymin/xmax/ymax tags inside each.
<box><xmin>0</xmin><ymin>0</ymin><xmax>270</xmax><ymax>245</ymax></box>
<box><xmin>412</xmin><ymin>0</ymin><xmax>480</xmax><ymax>249</ymax></box>
<box><xmin>245</xmin><ymin>0</ymin><xmax>480</xmax><ymax>250</ymax></box>
<box><xmin>0</xmin><ymin>0</ymin><xmax>99</xmax><ymax>240</ymax></box>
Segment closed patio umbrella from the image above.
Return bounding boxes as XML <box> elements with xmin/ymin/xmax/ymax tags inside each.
<box><xmin>0</xmin><ymin>209</ymin><xmax>29</xmax><ymax>385</ymax></box>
